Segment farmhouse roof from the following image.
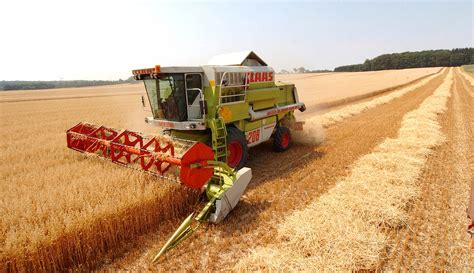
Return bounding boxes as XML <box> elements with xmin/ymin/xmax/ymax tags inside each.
<box><xmin>207</xmin><ymin>51</ymin><xmax>268</xmax><ymax>66</ymax></box>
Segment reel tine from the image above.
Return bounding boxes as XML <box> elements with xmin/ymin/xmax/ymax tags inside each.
<box><xmin>66</xmin><ymin>123</ymin><xmax>214</xmax><ymax>187</ymax></box>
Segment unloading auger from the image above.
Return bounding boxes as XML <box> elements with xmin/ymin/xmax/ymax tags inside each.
<box><xmin>66</xmin><ymin>122</ymin><xmax>252</xmax><ymax>262</ymax></box>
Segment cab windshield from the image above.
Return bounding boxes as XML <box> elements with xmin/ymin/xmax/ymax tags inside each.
<box><xmin>144</xmin><ymin>74</ymin><xmax>187</xmax><ymax>121</ymax></box>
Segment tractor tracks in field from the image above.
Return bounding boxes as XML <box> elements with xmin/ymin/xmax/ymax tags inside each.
<box><xmin>383</xmin><ymin>68</ymin><xmax>474</xmax><ymax>271</ymax></box>
<box><xmin>102</xmin><ymin>70</ymin><xmax>450</xmax><ymax>270</ymax></box>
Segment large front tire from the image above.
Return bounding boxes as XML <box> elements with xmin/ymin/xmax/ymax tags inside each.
<box><xmin>226</xmin><ymin>127</ymin><xmax>248</xmax><ymax>170</ymax></box>
<box><xmin>273</xmin><ymin>126</ymin><xmax>291</xmax><ymax>152</ymax></box>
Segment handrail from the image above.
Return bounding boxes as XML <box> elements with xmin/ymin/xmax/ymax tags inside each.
<box><xmin>218</xmin><ymin>71</ymin><xmax>249</xmax><ymax>106</ymax></box>
<box><xmin>218</xmin><ymin>71</ymin><xmax>227</xmax><ymax>104</ymax></box>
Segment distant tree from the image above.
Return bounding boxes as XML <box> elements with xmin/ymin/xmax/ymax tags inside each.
<box><xmin>334</xmin><ymin>48</ymin><xmax>473</xmax><ymax>72</ymax></box>
<box><xmin>307</xmin><ymin>69</ymin><xmax>332</xmax><ymax>73</ymax></box>
<box><xmin>450</xmin><ymin>52</ymin><xmax>465</xmax><ymax>66</ymax></box>
<box><xmin>0</xmin><ymin>79</ymin><xmax>139</xmax><ymax>91</ymax></box>
<box><xmin>296</xmin><ymin>67</ymin><xmax>307</xmax><ymax>73</ymax></box>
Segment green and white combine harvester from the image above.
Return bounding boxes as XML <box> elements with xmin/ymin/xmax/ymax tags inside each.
<box><xmin>66</xmin><ymin>51</ymin><xmax>306</xmax><ymax>262</ymax></box>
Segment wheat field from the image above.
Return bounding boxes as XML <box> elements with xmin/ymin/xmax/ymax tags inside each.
<box><xmin>0</xmin><ymin>92</ymin><xmax>200</xmax><ymax>271</ymax></box>
<box><xmin>278</xmin><ymin>67</ymin><xmax>440</xmax><ymax>110</ymax></box>
<box><xmin>1</xmin><ymin>67</ymin><xmax>472</xmax><ymax>271</ymax></box>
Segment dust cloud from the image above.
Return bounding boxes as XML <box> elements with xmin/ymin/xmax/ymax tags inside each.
<box><xmin>291</xmin><ymin>116</ymin><xmax>325</xmax><ymax>145</ymax></box>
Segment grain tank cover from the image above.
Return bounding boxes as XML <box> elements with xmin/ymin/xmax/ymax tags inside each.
<box><xmin>207</xmin><ymin>51</ymin><xmax>267</xmax><ymax>66</ymax></box>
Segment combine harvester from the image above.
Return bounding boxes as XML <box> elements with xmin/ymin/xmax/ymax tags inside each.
<box><xmin>66</xmin><ymin>51</ymin><xmax>306</xmax><ymax>261</ymax></box>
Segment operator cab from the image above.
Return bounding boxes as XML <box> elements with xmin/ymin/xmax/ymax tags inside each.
<box><xmin>143</xmin><ymin>73</ymin><xmax>203</xmax><ymax>121</ymax></box>
<box><xmin>133</xmin><ymin>66</ymin><xmax>207</xmax><ymax>128</ymax></box>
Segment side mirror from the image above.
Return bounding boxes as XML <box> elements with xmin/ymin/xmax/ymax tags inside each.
<box><xmin>199</xmin><ymin>100</ymin><xmax>208</xmax><ymax>116</ymax></box>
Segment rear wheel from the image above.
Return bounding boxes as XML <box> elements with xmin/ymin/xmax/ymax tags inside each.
<box><xmin>226</xmin><ymin>127</ymin><xmax>248</xmax><ymax>170</ymax></box>
<box><xmin>273</xmin><ymin>126</ymin><xmax>291</xmax><ymax>152</ymax></box>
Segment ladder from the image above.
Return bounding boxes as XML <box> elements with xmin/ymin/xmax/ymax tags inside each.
<box><xmin>209</xmin><ymin>117</ymin><xmax>227</xmax><ymax>163</ymax></box>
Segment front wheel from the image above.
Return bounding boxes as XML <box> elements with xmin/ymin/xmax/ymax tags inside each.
<box><xmin>273</xmin><ymin>126</ymin><xmax>291</xmax><ymax>152</ymax></box>
<box><xmin>226</xmin><ymin>127</ymin><xmax>248</xmax><ymax>170</ymax></box>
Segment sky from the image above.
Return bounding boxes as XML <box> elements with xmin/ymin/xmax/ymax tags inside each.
<box><xmin>0</xmin><ymin>0</ymin><xmax>472</xmax><ymax>81</ymax></box>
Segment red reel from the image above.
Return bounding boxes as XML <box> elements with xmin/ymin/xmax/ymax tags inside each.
<box><xmin>66</xmin><ymin>122</ymin><xmax>215</xmax><ymax>189</ymax></box>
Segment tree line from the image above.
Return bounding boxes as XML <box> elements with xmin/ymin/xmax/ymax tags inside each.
<box><xmin>280</xmin><ymin>67</ymin><xmax>332</xmax><ymax>74</ymax></box>
<box><xmin>334</xmin><ymin>48</ymin><xmax>474</xmax><ymax>72</ymax></box>
<box><xmin>0</xmin><ymin>77</ymin><xmax>135</xmax><ymax>91</ymax></box>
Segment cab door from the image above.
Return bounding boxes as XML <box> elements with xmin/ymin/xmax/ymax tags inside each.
<box><xmin>185</xmin><ymin>73</ymin><xmax>204</xmax><ymax>120</ymax></box>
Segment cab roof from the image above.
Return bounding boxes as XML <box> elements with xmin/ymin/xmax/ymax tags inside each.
<box><xmin>159</xmin><ymin>66</ymin><xmax>204</xmax><ymax>73</ymax></box>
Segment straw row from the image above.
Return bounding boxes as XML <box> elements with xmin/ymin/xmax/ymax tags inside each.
<box><xmin>457</xmin><ymin>67</ymin><xmax>474</xmax><ymax>86</ymax></box>
<box><xmin>292</xmin><ymin>68</ymin><xmax>444</xmax><ymax>146</ymax></box>
<box><xmin>235</xmin><ymin>68</ymin><xmax>454</xmax><ymax>271</ymax></box>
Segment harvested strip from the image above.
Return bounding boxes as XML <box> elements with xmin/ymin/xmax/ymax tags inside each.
<box><xmin>383</xmin><ymin>67</ymin><xmax>474</xmax><ymax>271</ymax></box>
<box><xmin>306</xmin><ymin>68</ymin><xmax>445</xmax><ymax>128</ymax></box>
<box><xmin>307</xmin><ymin>67</ymin><xmax>443</xmax><ymax>111</ymax></box>
<box><xmin>295</xmin><ymin>68</ymin><xmax>444</xmax><ymax>146</ymax></box>
<box><xmin>281</xmin><ymin>67</ymin><xmax>441</xmax><ymax>111</ymax></box>
<box><xmin>458</xmin><ymin>67</ymin><xmax>474</xmax><ymax>86</ymax></box>
<box><xmin>235</xmin><ymin>69</ymin><xmax>454</xmax><ymax>271</ymax></box>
